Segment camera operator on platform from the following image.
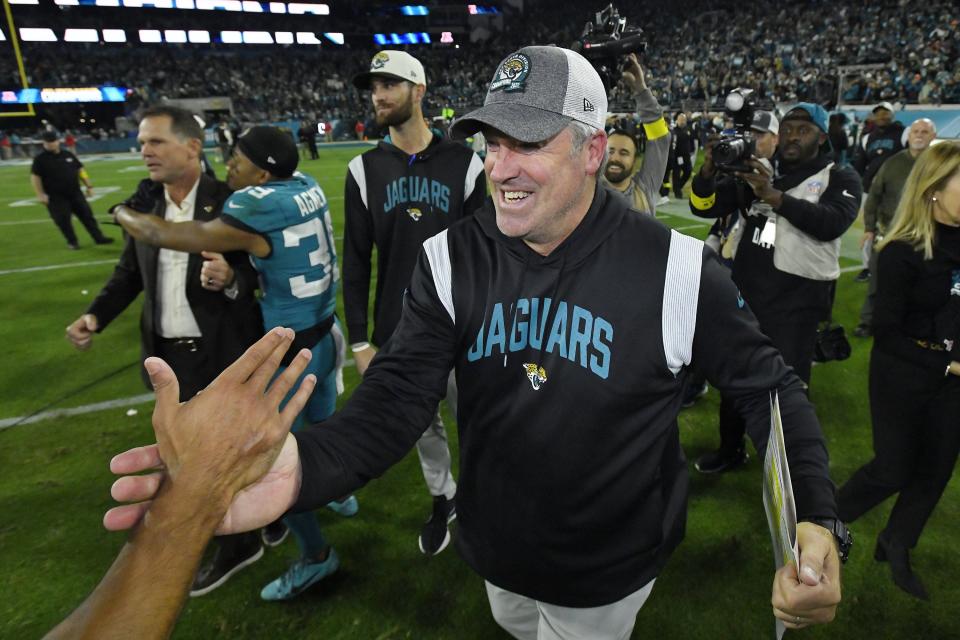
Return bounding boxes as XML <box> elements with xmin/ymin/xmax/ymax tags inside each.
<box><xmin>689</xmin><ymin>103</ymin><xmax>862</xmax><ymax>474</ymax></box>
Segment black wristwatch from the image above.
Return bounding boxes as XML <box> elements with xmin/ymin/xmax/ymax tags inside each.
<box><xmin>802</xmin><ymin>518</ymin><xmax>852</xmax><ymax>564</ymax></box>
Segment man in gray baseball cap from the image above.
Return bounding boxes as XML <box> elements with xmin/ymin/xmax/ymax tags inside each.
<box><xmin>93</xmin><ymin>45</ymin><xmax>845</xmax><ymax>640</ymax></box>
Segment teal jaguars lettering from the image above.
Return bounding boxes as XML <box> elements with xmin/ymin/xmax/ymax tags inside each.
<box><xmin>383</xmin><ymin>176</ymin><xmax>450</xmax><ymax>213</ymax></box>
<box><xmin>467</xmin><ymin>298</ymin><xmax>613</xmax><ymax>379</ymax></box>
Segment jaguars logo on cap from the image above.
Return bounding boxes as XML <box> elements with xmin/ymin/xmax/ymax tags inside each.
<box><xmin>522</xmin><ymin>363</ymin><xmax>547</xmax><ymax>390</ymax></box>
<box><xmin>490</xmin><ymin>53</ymin><xmax>530</xmax><ymax>93</ymax></box>
<box><xmin>371</xmin><ymin>51</ymin><xmax>390</xmax><ymax>70</ymax></box>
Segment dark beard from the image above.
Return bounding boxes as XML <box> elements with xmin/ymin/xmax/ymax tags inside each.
<box><xmin>604</xmin><ymin>162</ymin><xmax>629</xmax><ymax>184</ymax></box>
<box><xmin>375</xmin><ymin>97</ymin><xmax>414</xmax><ymax>128</ymax></box>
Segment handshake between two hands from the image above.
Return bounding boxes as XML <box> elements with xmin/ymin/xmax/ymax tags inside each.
<box><xmin>104</xmin><ymin>328</ymin><xmax>313</xmax><ymax>536</ymax></box>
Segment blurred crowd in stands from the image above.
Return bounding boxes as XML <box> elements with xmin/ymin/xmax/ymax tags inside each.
<box><xmin>0</xmin><ymin>0</ymin><xmax>957</xmax><ymax>141</ymax></box>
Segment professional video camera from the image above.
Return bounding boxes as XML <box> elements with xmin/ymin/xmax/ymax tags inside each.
<box><xmin>571</xmin><ymin>4</ymin><xmax>647</xmax><ymax>93</ymax></box>
<box><xmin>713</xmin><ymin>89</ymin><xmax>759</xmax><ymax>173</ymax></box>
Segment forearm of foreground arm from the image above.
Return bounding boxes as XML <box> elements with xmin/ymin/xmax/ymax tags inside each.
<box><xmin>44</xmin><ymin>482</ymin><xmax>224</xmax><ymax>640</ymax></box>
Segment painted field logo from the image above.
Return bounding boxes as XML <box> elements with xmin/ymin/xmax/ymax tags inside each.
<box><xmin>523</xmin><ymin>363</ymin><xmax>547</xmax><ymax>390</ymax></box>
<box><xmin>490</xmin><ymin>53</ymin><xmax>530</xmax><ymax>93</ymax></box>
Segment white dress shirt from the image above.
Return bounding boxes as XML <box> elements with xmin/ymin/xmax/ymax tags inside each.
<box><xmin>156</xmin><ymin>178</ymin><xmax>203</xmax><ymax>338</ymax></box>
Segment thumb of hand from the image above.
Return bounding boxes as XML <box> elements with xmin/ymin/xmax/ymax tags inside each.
<box><xmin>201</xmin><ymin>251</ymin><xmax>222</xmax><ymax>260</ymax></box>
<box><xmin>144</xmin><ymin>357</ymin><xmax>180</xmax><ymax>413</ymax></box>
<box><xmin>799</xmin><ymin>551</ymin><xmax>824</xmax><ymax>586</ymax></box>
<box><xmin>84</xmin><ymin>315</ymin><xmax>98</xmax><ymax>332</ymax></box>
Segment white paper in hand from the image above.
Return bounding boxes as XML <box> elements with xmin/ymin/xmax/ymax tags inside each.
<box><xmin>762</xmin><ymin>391</ymin><xmax>798</xmax><ymax>640</ymax></box>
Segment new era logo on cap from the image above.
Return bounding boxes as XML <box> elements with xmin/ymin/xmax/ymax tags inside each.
<box><xmin>583</xmin><ymin>98</ymin><xmax>595</xmax><ymax>112</ymax></box>
<box><xmin>267</xmin><ymin>156</ymin><xmax>276</xmax><ymax>164</ymax></box>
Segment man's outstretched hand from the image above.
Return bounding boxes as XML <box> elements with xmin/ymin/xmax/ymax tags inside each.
<box><xmin>104</xmin><ymin>327</ymin><xmax>315</xmax><ymax>532</ymax></box>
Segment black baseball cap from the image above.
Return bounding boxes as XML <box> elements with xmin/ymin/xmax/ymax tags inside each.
<box><xmin>236</xmin><ymin>126</ymin><xmax>298</xmax><ymax>178</ymax></box>
<box><xmin>41</xmin><ymin>130</ymin><xmax>59</xmax><ymax>142</ymax></box>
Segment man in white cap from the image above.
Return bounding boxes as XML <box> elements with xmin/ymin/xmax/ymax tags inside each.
<box><xmin>85</xmin><ymin>46</ymin><xmax>846</xmax><ymax>640</ymax></box>
<box><xmin>344</xmin><ymin>50</ymin><xmax>486</xmax><ymax>555</ymax></box>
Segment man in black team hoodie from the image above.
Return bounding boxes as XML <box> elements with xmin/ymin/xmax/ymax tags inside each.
<box><xmin>344</xmin><ymin>50</ymin><xmax>486</xmax><ymax>556</ymax></box>
<box><xmin>101</xmin><ymin>46</ymin><xmax>848</xmax><ymax>640</ymax></box>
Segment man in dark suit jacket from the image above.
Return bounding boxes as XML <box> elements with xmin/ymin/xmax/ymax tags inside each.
<box><xmin>65</xmin><ymin>105</ymin><xmax>265</xmax><ymax>597</ymax></box>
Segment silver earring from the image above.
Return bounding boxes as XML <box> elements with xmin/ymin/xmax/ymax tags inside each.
<box><xmin>932</xmin><ymin>197</ymin><xmax>938</xmax><ymax>202</ymax></box>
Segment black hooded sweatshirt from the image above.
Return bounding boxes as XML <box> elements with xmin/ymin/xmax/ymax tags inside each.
<box><xmin>294</xmin><ymin>184</ymin><xmax>838</xmax><ymax>607</ymax></box>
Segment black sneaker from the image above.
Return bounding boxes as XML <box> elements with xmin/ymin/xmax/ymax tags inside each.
<box><xmin>694</xmin><ymin>448</ymin><xmax>749</xmax><ymax>474</ymax></box>
<box><xmin>95</xmin><ymin>237</ymin><xmax>115</xmax><ymax>245</ymax></box>
<box><xmin>190</xmin><ymin>542</ymin><xmax>264</xmax><ymax>597</ymax></box>
<box><xmin>680</xmin><ymin>382</ymin><xmax>708</xmax><ymax>409</ymax></box>
<box><xmin>261</xmin><ymin>520</ymin><xmax>290</xmax><ymax>547</ymax></box>
<box><xmin>854</xmin><ymin>268</ymin><xmax>870</xmax><ymax>283</ymax></box>
<box><xmin>853</xmin><ymin>323</ymin><xmax>872</xmax><ymax>338</ymax></box>
<box><xmin>418</xmin><ymin>495</ymin><xmax>456</xmax><ymax>556</ymax></box>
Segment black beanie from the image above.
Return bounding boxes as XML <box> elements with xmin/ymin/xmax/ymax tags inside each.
<box><xmin>236</xmin><ymin>126</ymin><xmax>298</xmax><ymax>178</ymax></box>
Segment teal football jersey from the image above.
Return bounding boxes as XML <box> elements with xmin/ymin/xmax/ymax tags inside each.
<box><xmin>221</xmin><ymin>172</ymin><xmax>338</xmax><ymax>331</ymax></box>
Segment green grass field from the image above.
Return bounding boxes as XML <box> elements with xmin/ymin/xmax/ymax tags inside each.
<box><xmin>0</xmin><ymin>147</ymin><xmax>957</xmax><ymax>639</ymax></box>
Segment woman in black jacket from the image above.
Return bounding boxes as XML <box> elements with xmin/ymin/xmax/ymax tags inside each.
<box><xmin>839</xmin><ymin>141</ymin><xmax>960</xmax><ymax>600</ymax></box>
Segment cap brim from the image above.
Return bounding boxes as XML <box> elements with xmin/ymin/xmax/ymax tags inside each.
<box><xmin>352</xmin><ymin>71</ymin><xmax>419</xmax><ymax>90</ymax></box>
<box><xmin>450</xmin><ymin>103</ymin><xmax>571</xmax><ymax>143</ymax></box>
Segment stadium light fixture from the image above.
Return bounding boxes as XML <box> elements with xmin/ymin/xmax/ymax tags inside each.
<box><xmin>196</xmin><ymin>0</ymin><xmax>242</xmax><ymax>10</ymax></box>
<box><xmin>269</xmin><ymin>2</ymin><xmax>285</xmax><ymax>11</ymax></box>
<box><xmin>275</xmin><ymin>31</ymin><xmax>293</xmax><ymax>44</ymax></box>
<box><xmin>322</xmin><ymin>32</ymin><xmax>343</xmax><ymax>45</ymax></box>
<box><xmin>287</xmin><ymin>3</ymin><xmax>328</xmax><ymax>15</ymax></box>
<box><xmin>242</xmin><ymin>30</ymin><xmax>272</xmax><ymax>43</ymax></box>
<box><xmin>20</xmin><ymin>28</ymin><xmax>58</xmax><ymax>42</ymax></box>
<box><xmin>295</xmin><ymin>31</ymin><xmax>320</xmax><ymax>44</ymax></box>
<box><xmin>0</xmin><ymin>31</ymin><xmax>5</xmax><ymax>42</ymax></box>
<box><xmin>175</xmin><ymin>0</ymin><xmax>195</xmax><ymax>7</ymax></box>
<box><xmin>64</xmin><ymin>28</ymin><xmax>99</xmax><ymax>42</ymax></box>
<box><xmin>187</xmin><ymin>29</ymin><xmax>210</xmax><ymax>42</ymax></box>
<box><xmin>220</xmin><ymin>30</ymin><xmax>242</xmax><ymax>43</ymax></box>
<box><xmin>95</xmin><ymin>0</ymin><xmax>121</xmax><ymax>5</ymax></box>
<box><xmin>400</xmin><ymin>5</ymin><xmax>428</xmax><ymax>15</ymax></box>
<box><xmin>164</xmin><ymin>29</ymin><xmax>187</xmax><ymax>42</ymax></box>
<box><xmin>7</xmin><ymin>0</ymin><xmax>40</xmax><ymax>5</ymax></box>
<box><xmin>54</xmin><ymin>0</ymin><xmax>81</xmax><ymax>7</ymax></box>
<box><xmin>102</xmin><ymin>28</ymin><xmax>127</xmax><ymax>42</ymax></box>
<box><xmin>241</xmin><ymin>1</ymin><xmax>262</xmax><ymax>11</ymax></box>
<box><xmin>138</xmin><ymin>29</ymin><xmax>162</xmax><ymax>42</ymax></box>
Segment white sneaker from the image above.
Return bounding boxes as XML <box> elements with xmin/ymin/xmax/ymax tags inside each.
<box><xmin>657</xmin><ymin>195</ymin><xmax>670</xmax><ymax>206</ymax></box>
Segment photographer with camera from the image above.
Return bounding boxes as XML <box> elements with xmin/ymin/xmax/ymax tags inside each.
<box><xmin>690</xmin><ymin>102</ymin><xmax>861</xmax><ymax>474</ymax></box>
<box><xmin>601</xmin><ymin>53</ymin><xmax>671</xmax><ymax>214</ymax></box>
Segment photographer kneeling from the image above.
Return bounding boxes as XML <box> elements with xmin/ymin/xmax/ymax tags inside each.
<box><xmin>690</xmin><ymin>103</ymin><xmax>861</xmax><ymax>474</ymax></box>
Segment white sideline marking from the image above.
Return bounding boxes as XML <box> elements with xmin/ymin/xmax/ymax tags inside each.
<box><xmin>0</xmin><ymin>259</ymin><xmax>116</xmax><ymax>276</ymax></box>
<box><xmin>0</xmin><ymin>219</ymin><xmax>48</xmax><ymax>226</ymax></box>
<box><xmin>676</xmin><ymin>223</ymin><xmax>708</xmax><ymax>231</ymax></box>
<box><xmin>0</xmin><ymin>393</ymin><xmax>155</xmax><ymax>430</ymax></box>
<box><xmin>840</xmin><ymin>264</ymin><xmax>866</xmax><ymax>273</ymax></box>
<box><xmin>9</xmin><ymin>186</ymin><xmax>123</xmax><ymax>208</ymax></box>
<box><xmin>1</xmin><ymin>356</ymin><xmax>359</xmax><ymax>429</ymax></box>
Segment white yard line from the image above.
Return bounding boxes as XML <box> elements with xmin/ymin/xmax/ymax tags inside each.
<box><xmin>0</xmin><ymin>259</ymin><xmax>116</xmax><ymax>276</ymax></box>
<box><xmin>0</xmin><ymin>393</ymin><xmax>155</xmax><ymax>430</ymax></box>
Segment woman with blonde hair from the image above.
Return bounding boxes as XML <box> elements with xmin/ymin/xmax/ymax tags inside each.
<box><xmin>839</xmin><ymin>141</ymin><xmax>960</xmax><ymax>600</ymax></box>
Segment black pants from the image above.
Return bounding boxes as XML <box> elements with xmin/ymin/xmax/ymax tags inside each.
<box><xmin>307</xmin><ymin>139</ymin><xmax>318</xmax><ymax>160</ymax></box>
<box><xmin>153</xmin><ymin>336</ymin><xmax>262</xmax><ymax>558</ymax></box>
<box><xmin>716</xmin><ymin>312</ymin><xmax>819</xmax><ymax>455</ymax></box>
<box><xmin>838</xmin><ymin>348</ymin><xmax>960</xmax><ymax>548</ymax></box>
<box><xmin>859</xmin><ymin>239</ymin><xmax>880</xmax><ymax>327</ymax></box>
<box><xmin>672</xmin><ymin>156</ymin><xmax>692</xmax><ymax>199</ymax></box>
<box><xmin>47</xmin><ymin>191</ymin><xmax>106</xmax><ymax>245</ymax></box>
